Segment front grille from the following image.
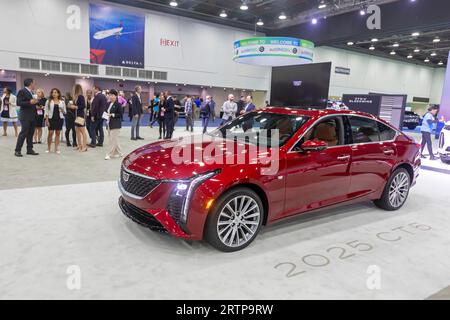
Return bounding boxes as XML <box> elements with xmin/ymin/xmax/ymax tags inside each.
<box><xmin>119</xmin><ymin>197</ymin><xmax>167</xmax><ymax>232</ymax></box>
<box><xmin>121</xmin><ymin>168</ymin><xmax>160</xmax><ymax>197</ymax></box>
<box><xmin>167</xmin><ymin>193</ymin><xmax>184</xmax><ymax>223</ymax></box>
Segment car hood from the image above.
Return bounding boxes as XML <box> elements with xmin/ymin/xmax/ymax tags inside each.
<box><xmin>122</xmin><ymin>135</ymin><xmax>274</xmax><ymax>180</ymax></box>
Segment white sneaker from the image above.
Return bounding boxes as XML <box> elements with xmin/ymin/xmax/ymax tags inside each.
<box><xmin>45</xmin><ymin>150</ymin><xmax>50</xmax><ymax>153</ymax></box>
<box><xmin>105</xmin><ymin>155</ymin><xmax>111</xmax><ymax>160</ymax></box>
<box><xmin>56</xmin><ymin>150</ymin><xmax>61</xmax><ymax>154</ymax></box>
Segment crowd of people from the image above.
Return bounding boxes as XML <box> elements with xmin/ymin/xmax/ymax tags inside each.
<box><xmin>1</xmin><ymin>78</ymin><xmax>259</xmax><ymax>160</ymax></box>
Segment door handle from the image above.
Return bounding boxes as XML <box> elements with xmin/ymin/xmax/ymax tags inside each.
<box><xmin>337</xmin><ymin>155</ymin><xmax>351</xmax><ymax>161</ymax></box>
<box><xmin>383</xmin><ymin>149</ymin><xmax>395</xmax><ymax>155</ymax></box>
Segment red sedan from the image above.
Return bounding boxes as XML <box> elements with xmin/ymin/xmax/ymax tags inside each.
<box><xmin>119</xmin><ymin>108</ymin><xmax>421</xmax><ymax>252</ymax></box>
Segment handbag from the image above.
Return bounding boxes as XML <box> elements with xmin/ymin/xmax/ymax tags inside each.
<box><xmin>75</xmin><ymin>116</ymin><xmax>85</xmax><ymax>126</ymax></box>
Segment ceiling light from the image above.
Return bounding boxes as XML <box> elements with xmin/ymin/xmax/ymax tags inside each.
<box><xmin>392</xmin><ymin>43</ymin><xmax>399</xmax><ymax>47</ymax></box>
<box><xmin>390</xmin><ymin>50</ymin><xmax>396</xmax><ymax>55</ymax></box>
<box><xmin>312</xmin><ymin>18</ymin><xmax>318</xmax><ymax>24</ymax></box>
<box><xmin>438</xmin><ymin>61</ymin><xmax>444</xmax><ymax>65</ymax></box>
<box><xmin>371</xmin><ymin>38</ymin><xmax>378</xmax><ymax>42</ymax></box>
<box><xmin>318</xmin><ymin>1</ymin><xmax>327</xmax><ymax>9</ymax></box>
<box><xmin>369</xmin><ymin>45</ymin><xmax>375</xmax><ymax>50</ymax></box>
<box><xmin>424</xmin><ymin>58</ymin><xmax>430</xmax><ymax>62</ymax></box>
<box><xmin>279</xmin><ymin>12</ymin><xmax>287</xmax><ymax>20</ymax></box>
<box><xmin>360</xmin><ymin>9</ymin><xmax>366</xmax><ymax>15</ymax></box>
<box><xmin>219</xmin><ymin>10</ymin><xmax>227</xmax><ymax>18</ymax></box>
<box><xmin>256</xmin><ymin>18</ymin><xmax>264</xmax><ymax>26</ymax></box>
<box><xmin>407</xmin><ymin>54</ymin><xmax>413</xmax><ymax>59</ymax></box>
<box><xmin>431</xmin><ymin>52</ymin><xmax>437</xmax><ymax>56</ymax></box>
<box><xmin>433</xmin><ymin>38</ymin><xmax>441</xmax><ymax>43</ymax></box>
<box><xmin>347</xmin><ymin>41</ymin><xmax>354</xmax><ymax>46</ymax></box>
<box><xmin>240</xmin><ymin>2</ymin><xmax>248</xmax><ymax>10</ymax></box>
<box><xmin>169</xmin><ymin>1</ymin><xmax>178</xmax><ymax>7</ymax></box>
<box><xmin>414</xmin><ymin>48</ymin><xmax>420</xmax><ymax>53</ymax></box>
<box><xmin>412</xmin><ymin>32</ymin><xmax>420</xmax><ymax>37</ymax></box>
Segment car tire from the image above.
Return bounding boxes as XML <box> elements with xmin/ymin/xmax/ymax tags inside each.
<box><xmin>204</xmin><ymin>187</ymin><xmax>264</xmax><ymax>252</ymax></box>
<box><xmin>374</xmin><ymin>168</ymin><xmax>411</xmax><ymax>211</ymax></box>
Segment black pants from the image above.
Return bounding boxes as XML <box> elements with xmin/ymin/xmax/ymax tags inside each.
<box><xmin>91</xmin><ymin>119</ymin><xmax>104</xmax><ymax>145</ymax></box>
<box><xmin>165</xmin><ymin>117</ymin><xmax>174</xmax><ymax>139</ymax></box>
<box><xmin>15</xmin><ymin>118</ymin><xmax>36</xmax><ymax>153</ymax></box>
<box><xmin>421</xmin><ymin>131</ymin><xmax>434</xmax><ymax>157</ymax></box>
<box><xmin>65</xmin><ymin>119</ymin><xmax>77</xmax><ymax>146</ymax></box>
<box><xmin>158</xmin><ymin>118</ymin><xmax>166</xmax><ymax>138</ymax></box>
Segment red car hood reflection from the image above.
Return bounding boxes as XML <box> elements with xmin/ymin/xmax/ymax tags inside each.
<box><xmin>123</xmin><ymin>135</ymin><xmax>270</xmax><ymax>180</ymax></box>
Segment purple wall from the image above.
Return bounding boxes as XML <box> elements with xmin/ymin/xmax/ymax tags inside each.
<box><xmin>440</xmin><ymin>52</ymin><xmax>450</xmax><ymax>120</ymax></box>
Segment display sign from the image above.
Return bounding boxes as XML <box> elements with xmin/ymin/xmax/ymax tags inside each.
<box><xmin>335</xmin><ymin>67</ymin><xmax>351</xmax><ymax>75</ymax></box>
<box><xmin>89</xmin><ymin>3</ymin><xmax>145</xmax><ymax>68</ymax></box>
<box><xmin>233</xmin><ymin>37</ymin><xmax>314</xmax><ymax>67</ymax></box>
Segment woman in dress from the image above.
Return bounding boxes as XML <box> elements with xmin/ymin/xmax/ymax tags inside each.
<box><xmin>72</xmin><ymin>84</ymin><xmax>88</xmax><ymax>152</ymax></box>
<box><xmin>105</xmin><ymin>89</ymin><xmax>123</xmax><ymax>160</ymax></box>
<box><xmin>45</xmin><ymin>88</ymin><xmax>66</xmax><ymax>154</ymax></box>
<box><xmin>1</xmin><ymin>87</ymin><xmax>18</xmax><ymax>137</ymax></box>
<box><xmin>157</xmin><ymin>93</ymin><xmax>166</xmax><ymax>139</ymax></box>
<box><xmin>64</xmin><ymin>92</ymin><xmax>77</xmax><ymax>147</ymax></box>
<box><xmin>33</xmin><ymin>89</ymin><xmax>46</xmax><ymax>144</ymax></box>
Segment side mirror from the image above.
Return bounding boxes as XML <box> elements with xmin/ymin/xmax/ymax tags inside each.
<box><xmin>301</xmin><ymin>140</ymin><xmax>328</xmax><ymax>152</ymax></box>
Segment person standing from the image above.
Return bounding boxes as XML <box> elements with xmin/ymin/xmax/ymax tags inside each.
<box><xmin>131</xmin><ymin>85</ymin><xmax>144</xmax><ymax>140</ymax></box>
<box><xmin>33</xmin><ymin>89</ymin><xmax>46</xmax><ymax>144</ymax></box>
<box><xmin>221</xmin><ymin>94</ymin><xmax>237</xmax><ymax>126</ymax></box>
<box><xmin>164</xmin><ymin>91</ymin><xmax>175</xmax><ymax>139</ymax></box>
<box><xmin>45</xmin><ymin>88</ymin><xmax>66</xmax><ymax>154</ymax></box>
<box><xmin>158</xmin><ymin>93</ymin><xmax>166</xmax><ymax>139</ymax></box>
<box><xmin>210</xmin><ymin>96</ymin><xmax>216</xmax><ymax>123</ymax></box>
<box><xmin>15</xmin><ymin>78</ymin><xmax>39</xmax><ymax>157</ymax></box>
<box><xmin>185</xmin><ymin>95</ymin><xmax>194</xmax><ymax>132</ymax></box>
<box><xmin>105</xmin><ymin>89</ymin><xmax>123</xmax><ymax>160</ymax></box>
<box><xmin>241</xmin><ymin>95</ymin><xmax>256</xmax><ymax>132</ymax></box>
<box><xmin>65</xmin><ymin>92</ymin><xmax>77</xmax><ymax>147</ymax></box>
<box><xmin>85</xmin><ymin>89</ymin><xmax>94</xmax><ymax>141</ymax></box>
<box><xmin>1</xmin><ymin>87</ymin><xmax>18</xmax><ymax>137</ymax></box>
<box><xmin>72</xmin><ymin>84</ymin><xmax>88</xmax><ymax>152</ymax></box>
<box><xmin>420</xmin><ymin>105</ymin><xmax>442</xmax><ymax>160</ymax></box>
<box><xmin>200</xmin><ymin>96</ymin><xmax>212</xmax><ymax>134</ymax></box>
<box><xmin>89</xmin><ymin>85</ymin><xmax>107</xmax><ymax>148</ymax></box>
<box><xmin>236</xmin><ymin>95</ymin><xmax>245</xmax><ymax>118</ymax></box>
<box><xmin>149</xmin><ymin>95</ymin><xmax>160</xmax><ymax>128</ymax></box>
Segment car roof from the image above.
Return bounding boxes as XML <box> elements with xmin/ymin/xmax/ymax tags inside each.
<box><xmin>261</xmin><ymin>107</ymin><xmax>377</xmax><ymax>119</ymax></box>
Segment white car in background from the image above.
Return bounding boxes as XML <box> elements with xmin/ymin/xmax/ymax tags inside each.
<box><xmin>438</xmin><ymin>121</ymin><xmax>450</xmax><ymax>164</ymax></box>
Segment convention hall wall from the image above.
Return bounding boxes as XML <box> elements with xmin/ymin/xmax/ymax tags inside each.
<box><xmin>0</xmin><ymin>0</ymin><xmax>271</xmax><ymax>91</ymax></box>
<box><xmin>315</xmin><ymin>46</ymin><xmax>446</xmax><ymax>104</ymax></box>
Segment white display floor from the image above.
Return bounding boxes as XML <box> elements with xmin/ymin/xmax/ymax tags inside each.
<box><xmin>1</xmin><ymin>169</ymin><xmax>449</xmax><ymax>299</ymax></box>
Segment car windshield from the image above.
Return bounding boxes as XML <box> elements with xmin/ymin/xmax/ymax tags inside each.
<box><xmin>209</xmin><ymin>111</ymin><xmax>309</xmax><ymax>147</ymax></box>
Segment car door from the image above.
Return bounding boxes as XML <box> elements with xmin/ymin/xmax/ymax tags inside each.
<box><xmin>281</xmin><ymin>116</ymin><xmax>353</xmax><ymax>218</ymax></box>
<box><xmin>346</xmin><ymin>116</ymin><xmax>397</xmax><ymax>198</ymax></box>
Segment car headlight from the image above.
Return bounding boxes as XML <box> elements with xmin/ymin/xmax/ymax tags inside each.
<box><xmin>166</xmin><ymin>170</ymin><xmax>220</xmax><ymax>224</ymax></box>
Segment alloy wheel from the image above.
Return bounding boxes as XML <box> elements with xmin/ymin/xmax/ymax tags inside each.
<box><xmin>217</xmin><ymin>195</ymin><xmax>261</xmax><ymax>248</ymax></box>
<box><xmin>388</xmin><ymin>172</ymin><xmax>410</xmax><ymax>208</ymax></box>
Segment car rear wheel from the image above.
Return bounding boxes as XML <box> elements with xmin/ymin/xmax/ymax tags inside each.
<box><xmin>374</xmin><ymin>168</ymin><xmax>411</xmax><ymax>211</ymax></box>
<box><xmin>204</xmin><ymin>187</ymin><xmax>263</xmax><ymax>252</ymax></box>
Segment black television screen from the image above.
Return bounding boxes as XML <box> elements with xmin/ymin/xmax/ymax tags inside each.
<box><xmin>270</xmin><ymin>62</ymin><xmax>331</xmax><ymax>109</ymax></box>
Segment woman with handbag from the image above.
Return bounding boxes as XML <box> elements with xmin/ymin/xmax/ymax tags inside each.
<box><xmin>105</xmin><ymin>89</ymin><xmax>123</xmax><ymax>160</ymax></box>
<box><xmin>45</xmin><ymin>88</ymin><xmax>66</xmax><ymax>154</ymax></box>
<box><xmin>72</xmin><ymin>84</ymin><xmax>88</xmax><ymax>152</ymax></box>
<box><xmin>1</xmin><ymin>87</ymin><xmax>18</xmax><ymax>137</ymax></box>
<box><xmin>33</xmin><ymin>89</ymin><xmax>46</xmax><ymax>144</ymax></box>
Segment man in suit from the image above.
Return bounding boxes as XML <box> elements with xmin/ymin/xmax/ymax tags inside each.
<box><xmin>236</xmin><ymin>96</ymin><xmax>245</xmax><ymax>118</ymax></box>
<box><xmin>131</xmin><ymin>86</ymin><xmax>144</xmax><ymax>140</ymax></box>
<box><xmin>241</xmin><ymin>95</ymin><xmax>256</xmax><ymax>132</ymax></box>
<box><xmin>89</xmin><ymin>85</ymin><xmax>108</xmax><ymax>148</ymax></box>
<box><xmin>15</xmin><ymin>78</ymin><xmax>39</xmax><ymax>157</ymax></box>
<box><xmin>164</xmin><ymin>91</ymin><xmax>175</xmax><ymax>139</ymax></box>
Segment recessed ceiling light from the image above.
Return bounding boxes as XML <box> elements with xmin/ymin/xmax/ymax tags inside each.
<box><xmin>369</xmin><ymin>45</ymin><xmax>375</xmax><ymax>50</ymax></box>
<box><xmin>438</xmin><ymin>61</ymin><xmax>444</xmax><ymax>65</ymax></box>
<box><xmin>371</xmin><ymin>38</ymin><xmax>378</xmax><ymax>42</ymax></box>
<box><xmin>347</xmin><ymin>41</ymin><xmax>354</xmax><ymax>46</ymax></box>
<box><xmin>169</xmin><ymin>1</ymin><xmax>178</xmax><ymax>7</ymax></box>
<box><xmin>393</xmin><ymin>43</ymin><xmax>399</xmax><ymax>47</ymax></box>
<box><xmin>312</xmin><ymin>18</ymin><xmax>318</xmax><ymax>24</ymax></box>
<box><xmin>390</xmin><ymin>50</ymin><xmax>396</xmax><ymax>55</ymax></box>
<box><xmin>279</xmin><ymin>12</ymin><xmax>287</xmax><ymax>20</ymax></box>
<box><xmin>433</xmin><ymin>38</ymin><xmax>441</xmax><ymax>43</ymax></box>
<box><xmin>240</xmin><ymin>2</ymin><xmax>248</xmax><ymax>10</ymax></box>
<box><xmin>407</xmin><ymin>54</ymin><xmax>413</xmax><ymax>59</ymax></box>
<box><xmin>412</xmin><ymin>32</ymin><xmax>420</xmax><ymax>37</ymax></box>
<box><xmin>424</xmin><ymin>58</ymin><xmax>430</xmax><ymax>62</ymax></box>
<box><xmin>414</xmin><ymin>48</ymin><xmax>420</xmax><ymax>53</ymax></box>
<box><xmin>318</xmin><ymin>1</ymin><xmax>327</xmax><ymax>9</ymax></box>
<box><xmin>431</xmin><ymin>52</ymin><xmax>437</xmax><ymax>56</ymax></box>
<box><xmin>256</xmin><ymin>18</ymin><xmax>264</xmax><ymax>26</ymax></box>
<box><xmin>219</xmin><ymin>10</ymin><xmax>227</xmax><ymax>18</ymax></box>
<box><xmin>360</xmin><ymin>9</ymin><xmax>366</xmax><ymax>15</ymax></box>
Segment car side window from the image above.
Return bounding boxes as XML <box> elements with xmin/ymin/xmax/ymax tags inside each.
<box><xmin>348</xmin><ymin>117</ymin><xmax>381</xmax><ymax>144</ymax></box>
<box><xmin>378</xmin><ymin>122</ymin><xmax>397</xmax><ymax>141</ymax></box>
<box><xmin>298</xmin><ymin>116</ymin><xmax>345</xmax><ymax>148</ymax></box>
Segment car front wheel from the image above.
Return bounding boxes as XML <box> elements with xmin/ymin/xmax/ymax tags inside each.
<box><xmin>204</xmin><ymin>187</ymin><xmax>263</xmax><ymax>252</ymax></box>
<box><xmin>374</xmin><ymin>168</ymin><xmax>411</xmax><ymax>211</ymax></box>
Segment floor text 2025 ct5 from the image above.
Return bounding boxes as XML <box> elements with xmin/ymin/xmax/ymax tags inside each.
<box><xmin>119</xmin><ymin>108</ymin><xmax>421</xmax><ymax>251</ymax></box>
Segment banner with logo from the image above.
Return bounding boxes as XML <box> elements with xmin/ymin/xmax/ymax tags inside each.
<box><xmin>89</xmin><ymin>3</ymin><xmax>145</xmax><ymax>68</ymax></box>
<box><xmin>233</xmin><ymin>37</ymin><xmax>314</xmax><ymax>66</ymax></box>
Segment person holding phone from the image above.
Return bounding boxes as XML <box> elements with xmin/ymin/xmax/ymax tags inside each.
<box><xmin>45</xmin><ymin>88</ymin><xmax>66</xmax><ymax>154</ymax></box>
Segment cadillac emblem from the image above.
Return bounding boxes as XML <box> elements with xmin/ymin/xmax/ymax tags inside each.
<box><xmin>122</xmin><ymin>171</ymin><xmax>130</xmax><ymax>183</ymax></box>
